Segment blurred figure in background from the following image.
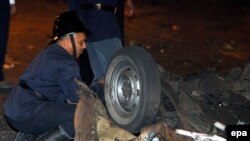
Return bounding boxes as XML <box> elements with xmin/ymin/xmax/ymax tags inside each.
<box><xmin>68</xmin><ymin>0</ymin><xmax>134</xmax><ymax>101</ymax></box>
<box><xmin>0</xmin><ymin>0</ymin><xmax>16</xmax><ymax>89</ymax></box>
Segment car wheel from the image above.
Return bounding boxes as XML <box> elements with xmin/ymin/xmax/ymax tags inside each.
<box><xmin>105</xmin><ymin>46</ymin><xmax>161</xmax><ymax>133</ymax></box>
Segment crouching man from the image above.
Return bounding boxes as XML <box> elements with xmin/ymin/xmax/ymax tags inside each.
<box><xmin>4</xmin><ymin>10</ymin><xmax>90</xmax><ymax>141</ymax></box>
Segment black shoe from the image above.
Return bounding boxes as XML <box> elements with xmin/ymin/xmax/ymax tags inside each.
<box><xmin>35</xmin><ymin>126</ymin><xmax>71</xmax><ymax>141</ymax></box>
<box><xmin>15</xmin><ymin>132</ymin><xmax>38</xmax><ymax>141</ymax></box>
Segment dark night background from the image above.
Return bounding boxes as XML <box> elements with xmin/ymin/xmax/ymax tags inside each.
<box><xmin>1</xmin><ymin>0</ymin><xmax>250</xmax><ymax>140</ymax></box>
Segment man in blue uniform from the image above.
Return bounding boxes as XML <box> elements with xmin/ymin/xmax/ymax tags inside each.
<box><xmin>68</xmin><ymin>0</ymin><xmax>134</xmax><ymax>101</ymax></box>
<box><xmin>4</xmin><ymin>11</ymin><xmax>90</xmax><ymax>141</ymax></box>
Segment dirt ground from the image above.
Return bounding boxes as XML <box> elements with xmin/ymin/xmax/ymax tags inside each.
<box><xmin>0</xmin><ymin>0</ymin><xmax>250</xmax><ymax>140</ymax></box>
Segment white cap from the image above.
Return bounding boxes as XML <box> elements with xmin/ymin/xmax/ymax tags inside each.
<box><xmin>9</xmin><ymin>0</ymin><xmax>15</xmax><ymax>5</ymax></box>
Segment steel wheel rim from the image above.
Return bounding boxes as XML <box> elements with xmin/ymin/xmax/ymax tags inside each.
<box><xmin>110</xmin><ymin>61</ymin><xmax>141</xmax><ymax>119</ymax></box>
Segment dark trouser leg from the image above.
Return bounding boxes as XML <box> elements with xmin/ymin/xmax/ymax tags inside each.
<box><xmin>5</xmin><ymin>102</ymin><xmax>76</xmax><ymax>138</ymax></box>
<box><xmin>79</xmin><ymin>50</ymin><xmax>94</xmax><ymax>86</ymax></box>
<box><xmin>90</xmin><ymin>82</ymin><xmax>104</xmax><ymax>102</ymax></box>
<box><xmin>117</xmin><ymin>0</ymin><xmax>125</xmax><ymax>44</ymax></box>
<box><xmin>0</xmin><ymin>0</ymin><xmax>10</xmax><ymax>81</ymax></box>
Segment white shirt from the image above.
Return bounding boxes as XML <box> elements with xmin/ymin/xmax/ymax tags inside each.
<box><xmin>9</xmin><ymin>0</ymin><xmax>15</xmax><ymax>5</ymax></box>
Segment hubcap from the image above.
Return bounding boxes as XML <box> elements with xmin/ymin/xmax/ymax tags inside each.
<box><xmin>110</xmin><ymin>62</ymin><xmax>141</xmax><ymax>118</ymax></box>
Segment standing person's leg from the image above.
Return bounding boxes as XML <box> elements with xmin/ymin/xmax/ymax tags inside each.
<box><xmin>97</xmin><ymin>38</ymin><xmax>123</xmax><ymax>68</ymax></box>
<box><xmin>87</xmin><ymin>38</ymin><xmax>123</xmax><ymax>101</ymax></box>
<box><xmin>0</xmin><ymin>0</ymin><xmax>10</xmax><ymax>83</ymax></box>
<box><xmin>87</xmin><ymin>38</ymin><xmax>123</xmax><ymax>82</ymax></box>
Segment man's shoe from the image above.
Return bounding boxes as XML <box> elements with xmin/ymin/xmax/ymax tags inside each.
<box><xmin>0</xmin><ymin>80</ymin><xmax>13</xmax><ymax>89</ymax></box>
<box><xmin>35</xmin><ymin>126</ymin><xmax>71</xmax><ymax>141</ymax></box>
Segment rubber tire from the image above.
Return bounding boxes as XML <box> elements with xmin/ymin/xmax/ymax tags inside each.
<box><xmin>105</xmin><ymin>46</ymin><xmax>161</xmax><ymax>133</ymax></box>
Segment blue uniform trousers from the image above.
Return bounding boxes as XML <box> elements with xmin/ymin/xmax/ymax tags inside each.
<box><xmin>87</xmin><ymin>37</ymin><xmax>122</xmax><ymax>101</ymax></box>
<box><xmin>4</xmin><ymin>86</ymin><xmax>76</xmax><ymax>137</ymax></box>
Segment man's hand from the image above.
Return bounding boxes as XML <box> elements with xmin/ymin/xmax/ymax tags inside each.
<box><xmin>125</xmin><ymin>0</ymin><xmax>134</xmax><ymax>17</ymax></box>
<box><xmin>10</xmin><ymin>4</ymin><xmax>16</xmax><ymax>15</ymax></box>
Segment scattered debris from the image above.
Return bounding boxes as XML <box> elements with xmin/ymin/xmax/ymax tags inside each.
<box><xmin>4</xmin><ymin>63</ymin><xmax>15</xmax><ymax>69</ymax></box>
<box><xmin>176</xmin><ymin>129</ymin><xmax>226</xmax><ymax>141</ymax></box>
<box><xmin>27</xmin><ymin>45</ymin><xmax>34</xmax><ymax>50</ymax></box>
<box><xmin>4</xmin><ymin>54</ymin><xmax>20</xmax><ymax>70</ymax></box>
<box><xmin>172</xmin><ymin>25</ymin><xmax>179</xmax><ymax>31</ymax></box>
<box><xmin>223</xmin><ymin>43</ymin><xmax>235</xmax><ymax>51</ymax></box>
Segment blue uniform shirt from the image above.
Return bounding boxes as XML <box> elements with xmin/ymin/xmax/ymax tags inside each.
<box><xmin>4</xmin><ymin>44</ymin><xmax>81</xmax><ymax>120</ymax></box>
<box><xmin>68</xmin><ymin>0</ymin><xmax>122</xmax><ymax>42</ymax></box>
